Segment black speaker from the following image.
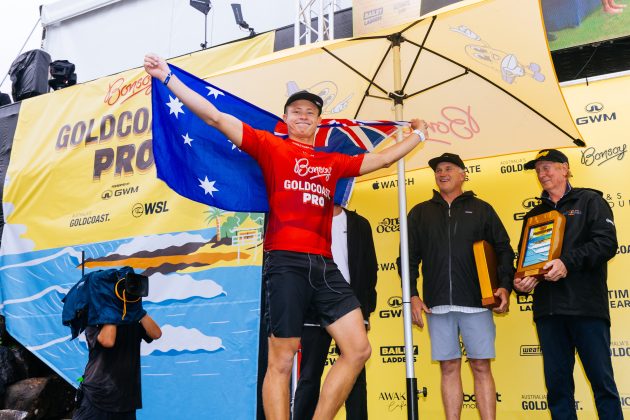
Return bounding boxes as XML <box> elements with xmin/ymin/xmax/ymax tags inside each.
<box><xmin>0</xmin><ymin>92</ymin><xmax>11</xmax><ymax>106</ymax></box>
<box><xmin>9</xmin><ymin>49</ymin><xmax>51</xmax><ymax>102</ymax></box>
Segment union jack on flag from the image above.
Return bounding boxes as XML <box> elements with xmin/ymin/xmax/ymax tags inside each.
<box><xmin>151</xmin><ymin>64</ymin><xmax>406</xmax><ymax>212</ymax></box>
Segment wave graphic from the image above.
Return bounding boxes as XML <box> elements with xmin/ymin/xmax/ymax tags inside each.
<box><xmin>141</xmin><ymin>324</ymin><xmax>223</xmax><ymax>356</ymax></box>
<box><xmin>145</xmin><ymin>273</ymin><xmax>226</xmax><ymax>303</ymax></box>
<box><xmin>1</xmin><ymin>285</ymin><xmax>69</xmax><ymax>307</ymax></box>
<box><xmin>0</xmin><ymin>247</ymin><xmax>81</xmax><ymax>271</ymax></box>
<box><xmin>27</xmin><ymin>335</ymin><xmax>73</xmax><ymax>351</ymax></box>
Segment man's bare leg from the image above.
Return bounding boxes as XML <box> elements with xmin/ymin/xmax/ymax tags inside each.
<box><xmin>263</xmin><ymin>335</ymin><xmax>300</xmax><ymax>420</ymax></box>
<box><xmin>440</xmin><ymin>358</ymin><xmax>463</xmax><ymax>419</ymax></box>
<box><xmin>469</xmin><ymin>358</ymin><xmax>496</xmax><ymax>420</ymax></box>
<box><xmin>312</xmin><ymin>308</ymin><xmax>371</xmax><ymax>420</ymax></box>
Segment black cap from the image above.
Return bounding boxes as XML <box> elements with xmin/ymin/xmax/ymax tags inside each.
<box><xmin>428</xmin><ymin>153</ymin><xmax>466</xmax><ymax>171</ymax></box>
<box><xmin>284</xmin><ymin>90</ymin><xmax>324</xmax><ymax>115</ymax></box>
<box><xmin>524</xmin><ymin>149</ymin><xmax>569</xmax><ymax>170</ymax></box>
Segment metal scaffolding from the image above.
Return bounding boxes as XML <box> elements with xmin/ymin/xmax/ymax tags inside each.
<box><xmin>294</xmin><ymin>0</ymin><xmax>340</xmax><ymax>46</ymax></box>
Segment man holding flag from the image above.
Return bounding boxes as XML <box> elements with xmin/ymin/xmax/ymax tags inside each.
<box><xmin>144</xmin><ymin>53</ymin><xmax>428</xmax><ymax>420</ymax></box>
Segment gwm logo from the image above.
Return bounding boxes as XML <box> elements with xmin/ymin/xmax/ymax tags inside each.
<box><xmin>585</xmin><ymin>102</ymin><xmax>604</xmax><ymax>113</ymax></box>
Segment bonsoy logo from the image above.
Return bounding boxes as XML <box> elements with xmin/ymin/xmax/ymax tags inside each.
<box><xmin>132</xmin><ymin>201</ymin><xmax>170</xmax><ymax>218</ymax></box>
<box><xmin>379</xmin><ymin>296</ymin><xmax>403</xmax><ymax>319</ymax></box>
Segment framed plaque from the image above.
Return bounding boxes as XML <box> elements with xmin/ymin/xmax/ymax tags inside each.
<box><xmin>473</xmin><ymin>240</ymin><xmax>499</xmax><ymax>308</ymax></box>
<box><xmin>516</xmin><ymin>210</ymin><xmax>566</xmax><ymax>279</ymax></box>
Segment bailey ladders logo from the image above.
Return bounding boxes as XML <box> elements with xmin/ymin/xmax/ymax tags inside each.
<box><xmin>516</xmin><ymin>294</ymin><xmax>533</xmax><ymax>311</ymax></box>
<box><xmin>379</xmin><ymin>345</ymin><xmax>418</xmax><ymax>363</ymax></box>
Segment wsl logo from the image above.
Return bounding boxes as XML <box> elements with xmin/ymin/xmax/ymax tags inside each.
<box><xmin>576</xmin><ymin>102</ymin><xmax>616</xmax><ymax>125</ymax></box>
<box><xmin>132</xmin><ymin>201</ymin><xmax>170</xmax><ymax>218</ymax></box>
<box><xmin>379</xmin><ymin>296</ymin><xmax>403</xmax><ymax>319</ymax></box>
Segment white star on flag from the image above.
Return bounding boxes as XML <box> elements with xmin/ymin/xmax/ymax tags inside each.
<box><xmin>166</xmin><ymin>95</ymin><xmax>184</xmax><ymax>118</ymax></box>
<box><xmin>206</xmin><ymin>86</ymin><xmax>224</xmax><ymax>99</ymax></box>
<box><xmin>182</xmin><ymin>133</ymin><xmax>194</xmax><ymax>146</ymax></box>
<box><xmin>198</xmin><ymin>176</ymin><xmax>219</xmax><ymax>196</ymax></box>
<box><xmin>226</xmin><ymin>138</ymin><xmax>241</xmax><ymax>151</ymax></box>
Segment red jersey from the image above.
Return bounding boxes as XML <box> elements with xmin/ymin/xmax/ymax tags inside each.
<box><xmin>239</xmin><ymin>123</ymin><xmax>364</xmax><ymax>257</ymax></box>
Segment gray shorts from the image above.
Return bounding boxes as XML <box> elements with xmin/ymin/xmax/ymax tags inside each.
<box><xmin>426</xmin><ymin>310</ymin><xmax>496</xmax><ymax>361</ymax></box>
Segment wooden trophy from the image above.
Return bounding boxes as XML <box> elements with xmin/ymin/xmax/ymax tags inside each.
<box><xmin>516</xmin><ymin>210</ymin><xmax>566</xmax><ymax>279</ymax></box>
<box><xmin>473</xmin><ymin>240</ymin><xmax>499</xmax><ymax>308</ymax></box>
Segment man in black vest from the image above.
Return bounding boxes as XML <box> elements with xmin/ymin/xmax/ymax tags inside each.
<box><xmin>293</xmin><ymin>205</ymin><xmax>378</xmax><ymax>420</ymax></box>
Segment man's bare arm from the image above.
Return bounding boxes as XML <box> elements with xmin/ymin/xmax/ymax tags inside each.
<box><xmin>359</xmin><ymin>118</ymin><xmax>427</xmax><ymax>175</ymax></box>
<box><xmin>140</xmin><ymin>314</ymin><xmax>162</xmax><ymax>340</ymax></box>
<box><xmin>143</xmin><ymin>54</ymin><xmax>244</xmax><ymax>147</ymax></box>
<box><xmin>97</xmin><ymin>324</ymin><xmax>117</xmax><ymax>348</ymax></box>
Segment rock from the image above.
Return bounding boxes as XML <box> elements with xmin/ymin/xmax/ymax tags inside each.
<box><xmin>8</xmin><ymin>346</ymin><xmax>51</xmax><ymax>380</ymax></box>
<box><xmin>3</xmin><ymin>376</ymin><xmax>75</xmax><ymax>419</ymax></box>
<box><xmin>0</xmin><ymin>410</ymin><xmax>29</xmax><ymax>420</ymax></box>
<box><xmin>0</xmin><ymin>347</ymin><xmax>18</xmax><ymax>396</ymax></box>
<box><xmin>0</xmin><ymin>316</ymin><xmax>7</xmax><ymax>344</ymax></box>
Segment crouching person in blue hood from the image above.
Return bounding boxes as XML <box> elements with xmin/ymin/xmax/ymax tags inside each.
<box><xmin>66</xmin><ymin>267</ymin><xmax>162</xmax><ymax>420</ymax></box>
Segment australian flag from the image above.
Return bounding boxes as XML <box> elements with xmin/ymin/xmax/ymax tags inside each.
<box><xmin>151</xmin><ymin>64</ymin><xmax>404</xmax><ymax>211</ymax></box>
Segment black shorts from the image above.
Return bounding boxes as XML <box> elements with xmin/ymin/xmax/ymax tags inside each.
<box><xmin>263</xmin><ymin>250</ymin><xmax>360</xmax><ymax>338</ymax></box>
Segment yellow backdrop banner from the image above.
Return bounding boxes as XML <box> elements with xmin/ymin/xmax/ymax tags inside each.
<box><xmin>327</xmin><ymin>73</ymin><xmax>630</xmax><ymax>418</ymax></box>
<box><xmin>3</xmin><ymin>33</ymin><xmax>274</xmax><ymax>251</ymax></box>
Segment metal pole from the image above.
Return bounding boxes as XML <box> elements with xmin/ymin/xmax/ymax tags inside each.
<box><xmin>318</xmin><ymin>0</ymin><xmax>324</xmax><ymax>42</ymax></box>
<box><xmin>392</xmin><ymin>38</ymin><xmax>419</xmax><ymax>420</ymax></box>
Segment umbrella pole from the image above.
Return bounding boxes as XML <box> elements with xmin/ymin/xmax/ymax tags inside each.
<box><xmin>391</xmin><ymin>36</ymin><xmax>420</xmax><ymax>420</ymax></box>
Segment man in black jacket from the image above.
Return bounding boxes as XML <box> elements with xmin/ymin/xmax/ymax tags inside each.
<box><xmin>402</xmin><ymin>153</ymin><xmax>514</xmax><ymax>420</ymax></box>
<box><xmin>293</xmin><ymin>205</ymin><xmax>378</xmax><ymax>420</ymax></box>
<box><xmin>514</xmin><ymin>149</ymin><xmax>622</xmax><ymax>420</ymax></box>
